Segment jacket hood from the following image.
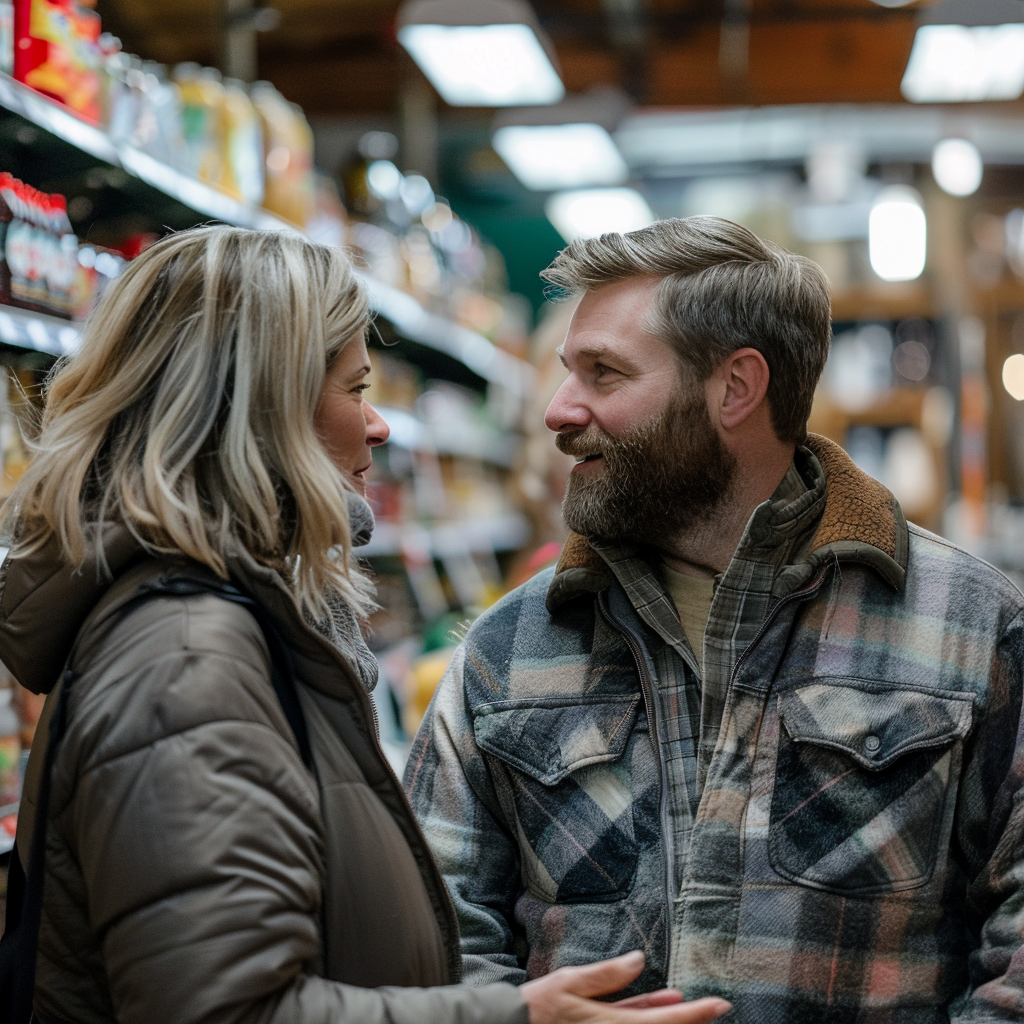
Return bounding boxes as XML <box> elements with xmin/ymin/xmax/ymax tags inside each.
<box><xmin>547</xmin><ymin>433</ymin><xmax>909</xmax><ymax>612</ymax></box>
<box><xmin>0</xmin><ymin>492</ymin><xmax>380</xmax><ymax>696</ymax></box>
<box><xmin>0</xmin><ymin>525</ymin><xmax>149</xmax><ymax>694</ymax></box>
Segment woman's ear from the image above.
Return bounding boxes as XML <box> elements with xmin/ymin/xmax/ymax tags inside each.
<box><xmin>717</xmin><ymin>347</ymin><xmax>770</xmax><ymax>431</ymax></box>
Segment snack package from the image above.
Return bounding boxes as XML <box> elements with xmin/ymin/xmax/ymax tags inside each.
<box><xmin>251</xmin><ymin>80</ymin><xmax>314</xmax><ymax>227</ymax></box>
<box><xmin>220</xmin><ymin>77</ymin><xmax>264</xmax><ymax>206</ymax></box>
<box><xmin>13</xmin><ymin>0</ymin><xmax>103</xmax><ymax>123</ymax></box>
<box><xmin>173</xmin><ymin>62</ymin><xmax>224</xmax><ymax>186</ymax></box>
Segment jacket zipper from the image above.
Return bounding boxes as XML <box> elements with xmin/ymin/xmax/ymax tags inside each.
<box><xmin>598</xmin><ymin>593</ymin><xmax>676</xmax><ymax>974</ymax></box>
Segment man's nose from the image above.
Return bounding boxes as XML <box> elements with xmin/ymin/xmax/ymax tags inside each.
<box><xmin>544</xmin><ymin>376</ymin><xmax>591</xmax><ymax>434</ymax></box>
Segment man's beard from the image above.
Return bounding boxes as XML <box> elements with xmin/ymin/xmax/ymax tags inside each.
<box><xmin>555</xmin><ymin>389</ymin><xmax>737</xmax><ymax>546</ymax></box>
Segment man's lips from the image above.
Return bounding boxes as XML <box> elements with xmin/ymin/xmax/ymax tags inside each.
<box><xmin>571</xmin><ymin>453</ymin><xmax>605</xmax><ymax>472</ymax></box>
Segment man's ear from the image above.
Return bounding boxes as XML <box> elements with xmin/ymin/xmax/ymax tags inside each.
<box><xmin>717</xmin><ymin>347</ymin><xmax>770</xmax><ymax>430</ymax></box>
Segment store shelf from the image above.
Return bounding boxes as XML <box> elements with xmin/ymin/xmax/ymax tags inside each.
<box><xmin>359</xmin><ymin>512</ymin><xmax>531</xmax><ymax>558</ymax></box>
<box><xmin>0</xmin><ymin>73</ymin><xmax>118</xmax><ymax>163</ymax></box>
<box><xmin>0</xmin><ymin>74</ymin><xmax>533</xmax><ymax>392</ymax></box>
<box><xmin>378</xmin><ymin>406</ymin><xmax>518</xmax><ymax>468</ymax></box>
<box><xmin>357</xmin><ymin>274</ymin><xmax>533</xmax><ymax>398</ymax></box>
<box><xmin>0</xmin><ymin>305</ymin><xmax>79</xmax><ymax>356</ymax></box>
<box><xmin>0</xmin><ymin>72</ymin><xmax>294</xmax><ymax>232</ymax></box>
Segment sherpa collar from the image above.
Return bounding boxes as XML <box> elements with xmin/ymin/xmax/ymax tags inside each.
<box><xmin>546</xmin><ymin>433</ymin><xmax>909</xmax><ymax>613</ymax></box>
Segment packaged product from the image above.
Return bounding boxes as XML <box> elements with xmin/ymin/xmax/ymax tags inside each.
<box><xmin>219</xmin><ymin>77</ymin><xmax>264</xmax><ymax>206</ymax></box>
<box><xmin>0</xmin><ymin>2</ymin><xmax>13</xmax><ymax>74</ymax></box>
<box><xmin>72</xmin><ymin>241</ymin><xmax>123</xmax><ymax>320</ymax></box>
<box><xmin>0</xmin><ymin>172</ymin><xmax>77</xmax><ymax>317</ymax></box>
<box><xmin>173</xmin><ymin>62</ymin><xmax>224</xmax><ymax>186</ymax></box>
<box><xmin>0</xmin><ymin>682</ymin><xmax>20</xmax><ymax>807</ymax></box>
<box><xmin>13</xmin><ymin>0</ymin><xmax>103</xmax><ymax>123</ymax></box>
<box><xmin>251</xmin><ymin>80</ymin><xmax>314</xmax><ymax>226</ymax></box>
<box><xmin>120</xmin><ymin>60</ymin><xmax>186</xmax><ymax>168</ymax></box>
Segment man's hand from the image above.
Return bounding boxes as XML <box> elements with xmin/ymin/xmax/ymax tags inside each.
<box><xmin>520</xmin><ymin>951</ymin><xmax>731</xmax><ymax>1024</ymax></box>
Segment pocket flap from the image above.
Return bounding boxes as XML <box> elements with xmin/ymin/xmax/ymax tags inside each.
<box><xmin>778</xmin><ymin>682</ymin><xmax>973</xmax><ymax>770</ymax></box>
<box><xmin>473</xmin><ymin>694</ymin><xmax>641</xmax><ymax>785</ymax></box>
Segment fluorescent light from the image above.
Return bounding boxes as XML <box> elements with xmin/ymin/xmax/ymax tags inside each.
<box><xmin>493</xmin><ymin>123</ymin><xmax>628</xmax><ymax>190</ymax></box>
<box><xmin>902</xmin><ymin>24</ymin><xmax>1024</xmax><ymax>103</ymax></box>
<box><xmin>932</xmin><ymin>138</ymin><xmax>984</xmax><ymax>196</ymax></box>
<box><xmin>1004</xmin><ymin>354</ymin><xmax>1024</xmax><ymax>400</ymax></box>
<box><xmin>545</xmin><ymin>188</ymin><xmax>654</xmax><ymax>241</ymax></box>
<box><xmin>869</xmin><ymin>186</ymin><xmax>927</xmax><ymax>282</ymax></box>
<box><xmin>398</xmin><ymin>22</ymin><xmax>564</xmax><ymax>106</ymax></box>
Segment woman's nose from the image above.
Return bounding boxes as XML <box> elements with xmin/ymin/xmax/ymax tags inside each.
<box><xmin>364</xmin><ymin>402</ymin><xmax>390</xmax><ymax>447</ymax></box>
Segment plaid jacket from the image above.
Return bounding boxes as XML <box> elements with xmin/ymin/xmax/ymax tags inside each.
<box><xmin>406</xmin><ymin>436</ymin><xmax>1024</xmax><ymax>1023</ymax></box>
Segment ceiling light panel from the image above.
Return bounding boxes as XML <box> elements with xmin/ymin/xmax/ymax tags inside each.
<box><xmin>902</xmin><ymin>24</ymin><xmax>1024</xmax><ymax>103</ymax></box>
<box><xmin>398</xmin><ymin>23</ymin><xmax>564</xmax><ymax>106</ymax></box>
<box><xmin>493</xmin><ymin>123</ymin><xmax>629</xmax><ymax>190</ymax></box>
<box><xmin>545</xmin><ymin>188</ymin><xmax>654</xmax><ymax>242</ymax></box>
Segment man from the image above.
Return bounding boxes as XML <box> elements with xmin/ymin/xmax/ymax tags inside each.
<box><xmin>405</xmin><ymin>216</ymin><xmax>1024</xmax><ymax>1021</ymax></box>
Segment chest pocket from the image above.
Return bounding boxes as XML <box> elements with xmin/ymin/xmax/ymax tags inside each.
<box><xmin>473</xmin><ymin>694</ymin><xmax>645</xmax><ymax>904</ymax></box>
<box><xmin>769</xmin><ymin>681</ymin><xmax>974</xmax><ymax>895</ymax></box>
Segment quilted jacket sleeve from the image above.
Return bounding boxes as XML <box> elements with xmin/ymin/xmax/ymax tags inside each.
<box><xmin>40</xmin><ymin>599</ymin><xmax>527</xmax><ymax>1024</ymax></box>
<box><xmin>951</xmin><ymin>609</ymin><xmax>1024</xmax><ymax>1022</ymax></box>
<box><xmin>405</xmin><ymin>645</ymin><xmax>528</xmax><ymax>986</ymax></box>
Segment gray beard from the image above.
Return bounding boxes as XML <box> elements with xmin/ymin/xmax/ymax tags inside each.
<box><xmin>556</xmin><ymin>391</ymin><xmax>737</xmax><ymax>545</ymax></box>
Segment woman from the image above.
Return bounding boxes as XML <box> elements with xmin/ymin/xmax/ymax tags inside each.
<box><xmin>0</xmin><ymin>227</ymin><xmax>731</xmax><ymax>1024</ymax></box>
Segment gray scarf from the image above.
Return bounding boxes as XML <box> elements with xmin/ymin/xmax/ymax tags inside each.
<box><xmin>304</xmin><ymin>492</ymin><xmax>379</xmax><ymax>693</ymax></box>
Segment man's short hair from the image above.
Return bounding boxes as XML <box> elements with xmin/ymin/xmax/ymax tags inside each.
<box><xmin>541</xmin><ymin>215</ymin><xmax>832</xmax><ymax>445</ymax></box>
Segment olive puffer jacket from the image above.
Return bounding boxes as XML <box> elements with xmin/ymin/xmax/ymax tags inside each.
<box><xmin>0</xmin><ymin>525</ymin><xmax>527</xmax><ymax>1024</ymax></box>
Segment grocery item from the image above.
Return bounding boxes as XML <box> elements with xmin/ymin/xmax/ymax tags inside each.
<box><xmin>220</xmin><ymin>77</ymin><xmax>264</xmax><ymax>206</ymax></box>
<box><xmin>173</xmin><ymin>62</ymin><xmax>224</xmax><ymax>186</ymax></box>
<box><xmin>0</xmin><ymin>171</ymin><xmax>77</xmax><ymax>317</ymax></box>
<box><xmin>0</xmin><ymin>681</ymin><xmax>21</xmax><ymax>807</ymax></box>
<box><xmin>107</xmin><ymin>54</ymin><xmax>185</xmax><ymax>169</ymax></box>
<box><xmin>0</xmin><ymin>2</ymin><xmax>14</xmax><ymax>75</ymax></box>
<box><xmin>252</xmin><ymin>80</ymin><xmax>314</xmax><ymax>227</ymax></box>
<box><xmin>13</xmin><ymin>0</ymin><xmax>103</xmax><ymax>123</ymax></box>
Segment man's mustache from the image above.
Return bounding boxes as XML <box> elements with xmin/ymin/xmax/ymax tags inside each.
<box><xmin>555</xmin><ymin>430</ymin><xmax>609</xmax><ymax>459</ymax></box>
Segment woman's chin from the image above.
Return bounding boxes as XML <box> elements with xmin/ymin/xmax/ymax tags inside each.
<box><xmin>349</xmin><ymin>473</ymin><xmax>367</xmax><ymax>496</ymax></box>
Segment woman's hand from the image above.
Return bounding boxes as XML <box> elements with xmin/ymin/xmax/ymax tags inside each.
<box><xmin>520</xmin><ymin>951</ymin><xmax>731</xmax><ymax>1024</ymax></box>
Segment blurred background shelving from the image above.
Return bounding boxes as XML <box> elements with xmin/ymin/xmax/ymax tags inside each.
<box><xmin>5</xmin><ymin>0</ymin><xmax>1024</xmax><ymax>801</ymax></box>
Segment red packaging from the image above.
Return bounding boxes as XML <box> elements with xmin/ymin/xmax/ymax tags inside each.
<box><xmin>13</xmin><ymin>0</ymin><xmax>102</xmax><ymax>124</ymax></box>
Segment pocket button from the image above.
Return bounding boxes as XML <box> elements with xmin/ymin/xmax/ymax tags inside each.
<box><xmin>864</xmin><ymin>734</ymin><xmax>881</xmax><ymax>753</ymax></box>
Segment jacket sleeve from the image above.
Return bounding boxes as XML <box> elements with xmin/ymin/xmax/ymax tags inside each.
<box><xmin>405</xmin><ymin>645</ymin><xmax>528</xmax><ymax>986</ymax></box>
<box><xmin>49</xmin><ymin>611</ymin><xmax>527</xmax><ymax>1024</ymax></box>
<box><xmin>950</xmin><ymin>609</ymin><xmax>1024</xmax><ymax>1022</ymax></box>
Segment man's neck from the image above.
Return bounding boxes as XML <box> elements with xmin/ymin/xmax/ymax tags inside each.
<box><xmin>657</xmin><ymin>447</ymin><xmax>797</xmax><ymax>579</ymax></box>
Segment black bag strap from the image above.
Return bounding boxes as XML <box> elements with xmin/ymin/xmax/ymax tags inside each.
<box><xmin>0</xmin><ymin>573</ymin><xmax>312</xmax><ymax>1024</ymax></box>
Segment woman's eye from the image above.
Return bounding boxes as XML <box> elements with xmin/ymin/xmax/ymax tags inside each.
<box><xmin>353</xmin><ymin>383</ymin><xmax>371</xmax><ymax>393</ymax></box>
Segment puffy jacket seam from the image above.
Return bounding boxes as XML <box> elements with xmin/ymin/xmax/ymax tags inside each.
<box><xmin>53</xmin><ymin>717</ymin><xmax>315</xmax><ymax>821</ymax></box>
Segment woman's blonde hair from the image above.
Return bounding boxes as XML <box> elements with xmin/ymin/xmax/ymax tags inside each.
<box><xmin>2</xmin><ymin>225</ymin><xmax>376</xmax><ymax>618</ymax></box>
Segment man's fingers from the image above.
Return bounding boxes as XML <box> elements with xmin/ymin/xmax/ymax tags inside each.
<box><xmin>557</xmin><ymin>951</ymin><xmax>647</xmax><ymax>999</ymax></box>
<box><xmin>615</xmin><ymin>988</ymin><xmax>683</xmax><ymax>1009</ymax></box>
<box><xmin>622</xmin><ymin>997</ymin><xmax>732</xmax><ymax>1024</ymax></box>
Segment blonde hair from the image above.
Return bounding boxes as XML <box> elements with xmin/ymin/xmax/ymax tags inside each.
<box><xmin>2</xmin><ymin>225</ymin><xmax>376</xmax><ymax>618</ymax></box>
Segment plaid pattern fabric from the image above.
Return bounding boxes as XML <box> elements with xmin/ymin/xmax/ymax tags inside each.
<box><xmin>589</xmin><ymin>457</ymin><xmax>825</xmax><ymax>899</ymax></box>
<box><xmin>406</xmin><ymin>447</ymin><xmax>1024</xmax><ymax>1022</ymax></box>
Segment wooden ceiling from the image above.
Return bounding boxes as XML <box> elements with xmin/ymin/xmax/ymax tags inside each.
<box><xmin>93</xmin><ymin>0</ymin><xmax>945</xmax><ymax>115</ymax></box>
